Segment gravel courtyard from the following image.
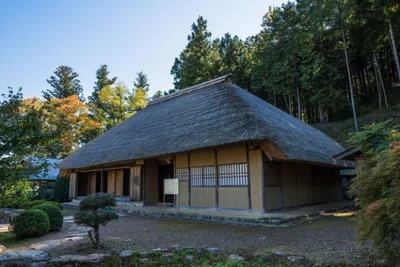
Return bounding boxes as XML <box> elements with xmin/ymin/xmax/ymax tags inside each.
<box><xmin>43</xmin><ymin>211</ymin><xmax>372</xmax><ymax>265</ymax></box>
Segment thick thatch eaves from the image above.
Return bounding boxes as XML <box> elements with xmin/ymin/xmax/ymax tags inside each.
<box><xmin>59</xmin><ymin>76</ymin><xmax>345</xmax><ymax>169</ymax></box>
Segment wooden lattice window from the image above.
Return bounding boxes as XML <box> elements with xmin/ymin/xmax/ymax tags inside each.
<box><xmin>176</xmin><ymin>168</ymin><xmax>189</xmax><ymax>181</ymax></box>
<box><xmin>218</xmin><ymin>163</ymin><xmax>248</xmax><ymax>187</ymax></box>
<box><xmin>264</xmin><ymin>162</ymin><xmax>281</xmax><ymax>186</ymax></box>
<box><xmin>190</xmin><ymin>166</ymin><xmax>216</xmax><ymax>187</ymax></box>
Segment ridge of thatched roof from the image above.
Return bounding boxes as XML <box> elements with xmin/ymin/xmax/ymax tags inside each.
<box><xmin>59</xmin><ymin>76</ymin><xmax>345</xmax><ymax>170</ymax></box>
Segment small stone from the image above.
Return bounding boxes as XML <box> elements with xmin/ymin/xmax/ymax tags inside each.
<box><xmin>227</xmin><ymin>254</ymin><xmax>244</xmax><ymax>261</ymax></box>
<box><xmin>207</xmin><ymin>247</ymin><xmax>219</xmax><ymax>255</ymax></box>
<box><xmin>287</xmin><ymin>255</ymin><xmax>306</xmax><ymax>263</ymax></box>
<box><xmin>170</xmin><ymin>245</ymin><xmax>181</xmax><ymax>251</ymax></box>
<box><xmin>152</xmin><ymin>248</ymin><xmax>167</xmax><ymax>252</ymax></box>
<box><xmin>162</xmin><ymin>252</ymin><xmax>173</xmax><ymax>257</ymax></box>
<box><xmin>140</xmin><ymin>258</ymin><xmax>149</xmax><ymax>263</ymax></box>
<box><xmin>195</xmin><ymin>248</ymin><xmax>204</xmax><ymax>254</ymax></box>
<box><xmin>273</xmin><ymin>251</ymin><xmax>285</xmax><ymax>256</ymax></box>
<box><xmin>0</xmin><ymin>244</ymin><xmax>6</xmax><ymax>252</ymax></box>
<box><xmin>120</xmin><ymin>250</ymin><xmax>133</xmax><ymax>258</ymax></box>
<box><xmin>185</xmin><ymin>255</ymin><xmax>194</xmax><ymax>261</ymax></box>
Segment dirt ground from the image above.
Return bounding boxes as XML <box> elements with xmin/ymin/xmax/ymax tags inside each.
<box><xmin>3</xmin><ymin>211</ymin><xmax>374</xmax><ymax>265</ymax></box>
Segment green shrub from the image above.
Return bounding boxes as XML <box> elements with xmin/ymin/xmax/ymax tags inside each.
<box><xmin>349</xmin><ymin>123</ymin><xmax>400</xmax><ymax>262</ymax></box>
<box><xmin>32</xmin><ymin>204</ymin><xmax>63</xmax><ymax>231</ymax></box>
<box><xmin>0</xmin><ymin>179</ymin><xmax>32</xmax><ymax>208</ymax></box>
<box><xmin>10</xmin><ymin>209</ymin><xmax>50</xmax><ymax>238</ymax></box>
<box><xmin>25</xmin><ymin>200</ymin><xmax>47</xmax><ymax>209</ymax></box>
<box><xmin>48</xmin><ymin>201</ymin><xmax>63</xmax><ymax>210</ymax></box>
<box><xmin>53</xmin><ymin>177</ymin><xmax>70</xmax><ymax>203</ymax></box>
<box><xmin>75</xmin><ymin>193</ymin><xmax>118</xmax><ymax>248</ymax></box>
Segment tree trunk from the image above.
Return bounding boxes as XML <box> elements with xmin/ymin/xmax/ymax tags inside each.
<box><xmin>373</xmin><ymin>53</ymin><xmax>382</xmax><ymax>109</ymax></box>
<box><xmin>296</xmin><ymin>85</ymin><xmax>301</xmax><ymax>120</ymax></box>
<box><xmin>342</xmin><ymin>28</ymin><xmax>359</xmax><ymax>132</ymax></box>
<box><xmin>318</xmin><ymin>103</ymin><xmax>325</xmax><ymax>123</ymax></box>
<box><xmin>388</xmin><ymin>17</ymin><xmax>400</xmax><ymax>81</ymax></box>
<box><xmin>375</xmin><ymin>55</ymin><xmax>389</xmax><ymax>109</ymax></box>
<box><xmin>94</xmin><ymin>226</ymin><xmax>100</xmax><ymax>249</ymax></box>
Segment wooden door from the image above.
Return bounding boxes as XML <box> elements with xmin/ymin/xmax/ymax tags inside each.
<box><xmin>90</xmin><ymin>172</ymin><xmax>96</xmax><ymax>194</ymax></box>
<box><xmin>115</xmin><ymin>170</ymin><xmax>124</xmax><ymax>196</ymax></box>
<box><xmin>107</xmin><ymin>170</ymin><xmax>116</xmax><ymax>195</ymax></box>
<box><xmin>130</xmin><ymin>166</ymin><xmax>142</xmax><ymax>201</ymax></box>
<box><xmin>69</xmin><ymin>172</ymin><xmax>77</xmax><ymax>198</ymax></box>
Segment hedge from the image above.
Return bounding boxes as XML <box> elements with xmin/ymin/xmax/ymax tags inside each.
<box><xmin>11</xmin><ymin>209</ymin><xmax>50</xmax><ymax>238</ymax></box>
<box><xmin>32</xmin><ymin>204</ymin><xmax>63</xmax><ymax>231</ymax></box>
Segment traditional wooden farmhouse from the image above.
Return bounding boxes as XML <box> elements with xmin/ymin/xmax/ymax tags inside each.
<box><xmin>59</xmin><ymin>75</ymin><xmax>350</xmax><ymax>211</ymax></box>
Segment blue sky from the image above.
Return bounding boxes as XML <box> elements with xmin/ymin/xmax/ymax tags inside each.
<box><xmin>0</xmin><ymin>0</ymin><xmax>284</xmax><ymax>98</ymax></box>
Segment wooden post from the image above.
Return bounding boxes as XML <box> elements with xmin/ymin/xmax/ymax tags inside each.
<box><xmin>214</xmin><ymin>149</ymin><xmax>219</xmax><ymax>208</ymax></box>
<box><xmin>69</xmin><ymin>172</ymin><xmax>77</xmax><ymax>199</ymax></box>
<box><xmin>246</xmin><ymin>144</ymin><xmax>252</xmax><ymax>210</ymax></box>
<box><xmin>130</xmin><ymin>166</ymin><xmax>142</xmax><ymax>201</ymax></box>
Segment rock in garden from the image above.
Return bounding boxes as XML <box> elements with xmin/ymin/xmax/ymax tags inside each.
<box><xmin>185</xmin><ymin>255</ymin><xmax>194</xmax><ymax>261</ymax></box>
<box><xmin>207</xmin><ymin>247</ymin><xmax>219</xmax><ymax>254</ymax></box>
<box><xmin>49</xmin><ymin>254</ymin><xmax>109</xmax><ymax>265</ymax></box>
<box><xmin>152</xmin><ymin>247</ymin><xmax>167</xmax><ymax>252</ymax></box>
<box><xmin>287</xmin><ymin>255</ymin><xmax>306</xmax><ymax>263</ymax></box>
<box><xmin>162</xmin><ymin>252</ymin><xmax>174</xmax><ymax>257</ymax></box>
<box><xmin>273</xmin><ymin>251</ymin><xmax>285</xmax><ymax>256</ymax></box>
<box><xmin>30</xmin><ymin>240</ymin><xmax>63</xmax><ymax>251</ymax></box>
<box><xmin>0</xmin><ymin>244</ymin><xmax>6</xmax><ymax>252</ymax></box>
<box><xmin>228</xmin><ymin>254</ymin><xmax>244</xmax><ymax>261</ymax></box>
<box><xmin>120</xmin><ymin>250</ymin><xmax>133</xmax><ymax>258</ymax></box>
<box><xmin>0</xmin><ymin>250</ymin><xmax>49</xmax><ymax>262</ymax></box>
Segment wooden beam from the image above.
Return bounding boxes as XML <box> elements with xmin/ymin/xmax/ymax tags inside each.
<box><xmin>246</xmin><ymin>144</ymin><xmax>252</xmax><ymax>210</ymax></box>
<box><xmin>214</xmin><ymin>149</ymin><xmax>219</xmax><ymax>208</ymax></box>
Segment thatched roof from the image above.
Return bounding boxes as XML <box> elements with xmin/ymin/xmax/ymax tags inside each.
<box><xmin>59</xmin><ymin>75</ymin><xmax>345</xmax><ymax>169</ymax></box>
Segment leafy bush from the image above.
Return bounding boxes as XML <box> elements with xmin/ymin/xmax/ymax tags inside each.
<box><xmin>52</xmin><ymin>177</ymin><xmax>70</xmax><ymax>203</ymax></box>
<box><xmin>25</xmin><ymin>200</ymin><xmax>47</xmax><ymax>209</ymax></box>
<box><xmin>48</xmin><ymin>201</ymin><xmax>63</xmax><ymax>210</ymax></box>
<box><xmin>27</xmin><ymin>200</ymin><xmax>63</xmax><ymax>211</ymax></box>
<box><xmin>0</xmin><ymin>179</ymin><xmax>32</xmax><ymax>209</ymax></box>
<box><xmin>74</xmin><ymin>193</ymin><xmax>118</xmax><ymax>248</ymax></box>
<box><xmin>10</xmin><ymin>209</ymin><xmax>50</xmax><ymax>238</ymax></box>
<box><xmin>32</xmin><ymin>204</ymin><xmax>63</xmax><ymax>231</ymax></box>
<box><xmin>349</xmin><ymin>123</ymin><xmax>400</xmax><ymax>262</ymax></box>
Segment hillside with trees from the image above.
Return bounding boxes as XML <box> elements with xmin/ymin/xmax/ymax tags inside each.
<box><xmin>170</xmin><ymin>0</ymin><xmax>400</xmax><ymax>128</ymax></box>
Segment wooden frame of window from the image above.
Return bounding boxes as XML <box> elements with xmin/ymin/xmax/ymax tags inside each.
<box><xmin>190</xmin><ymin>166</ymin><xmax>216</xmax><ymax>187</ymax></box>
<box><xmin>218</xmin><ymin>163</ymin><xmax>248</xmax><ymax>187</ymax></box>
<box><xmin>176</xmin><ymin>167</ymin><xmax>189</xmax><ymax>181</ymax></box>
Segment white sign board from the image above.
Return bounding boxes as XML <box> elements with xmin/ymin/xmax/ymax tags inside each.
<box><xmin>164</xmin><ymin>179</ymin><xmax>179</xmax><ymax>195</ymax></box>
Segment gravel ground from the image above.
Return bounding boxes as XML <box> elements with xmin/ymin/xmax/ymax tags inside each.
<box><xmin>44</xmin><ymin>213</ymin><xmax>373</xmax><ymax>265</ymax></box>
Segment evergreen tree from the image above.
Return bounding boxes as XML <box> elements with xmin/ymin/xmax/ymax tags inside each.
<box><xmin>133</xmin><ymin>71</ymin><xmax>150</xmax><ymax>92</ymax></box>
<box><xmin>171</xmin><ymin>16</ymin><xmax>221</xmax><ymax>89</ymax></box>
<box><xmin>42</xmin><ymin>66</ymin><xmax>84</xmax><ymax>101</ymax></box>
<box><xmin>89</xmin><ymin>65</ymin><xmax>117</xmax><ymax>105</ymax></box>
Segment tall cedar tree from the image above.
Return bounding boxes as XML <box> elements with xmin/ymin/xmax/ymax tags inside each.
<box><xmin>42</xmin><ymin>66</ymin><xmax>84</xmax><ymax>101</ymax></box>
<box><xmin>89</xmin><ymin>65</ymin><xmax>117</xmax><ymax>105</ymax></box>
<box><xmin>133</xmin><ymin>71</ymin><xmax>150</xmax><ymax>92</ymax></box>
<box><xmin>171</xmin><ymin>16</ymin><xmax>221</xmax><ymax>89</ymax></box>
